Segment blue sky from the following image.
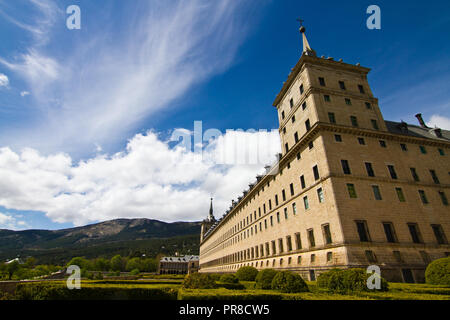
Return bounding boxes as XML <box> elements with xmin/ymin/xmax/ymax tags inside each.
<box><xmin>0</xmin><ymin>0</ymin><xmax>449</xmax><ymax>230</ymax></box>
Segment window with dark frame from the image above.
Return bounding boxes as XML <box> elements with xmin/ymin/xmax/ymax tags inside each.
<box><xmin>356</xmin><ymin>221</ymin><xmax>371</xmax><ymax>242</ymax></box>
<box><xmin>408</xmin><ymin>223</ymin><xmax>422</xmax><ymax>244</ymax></box>
<box><xmin>365</xmin><ymin>162</ymin><xmax>375</xmax><ymax>177</ymax></box>
<box><xmin>341</xmin><ymin>160</ymin><xmax>351</xmax><ymax>174</ymax></box>
<box><xmin>383</xmin><ymin>222</ymin><xmax>398</xmax><ymax>243</ymax></box>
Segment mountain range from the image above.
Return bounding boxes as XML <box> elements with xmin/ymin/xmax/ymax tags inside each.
<box><xmin>0</xmin><ymin>219</ymin><xmax>202</xmax><ymax>265</ymax></box>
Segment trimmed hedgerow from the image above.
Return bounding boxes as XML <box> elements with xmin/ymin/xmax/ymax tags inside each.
<box><xmin>182</xmin><ymin>273</ymin><xmax>217</xmax><ymax>289</ymax></box>
<box><xmin>255</xmin><ymin>269</ymin><xmax>278</xmax><ymax>290</ymax></box>
<box><xmin>271</xmin><ymin>271</ymin><xmax>309</xmax><ymax>293</ymax></box>
<box><xmin>317</xmin><ymin>268</ymin><xmax>388</xmax><ymax>293</ymax></box>
<box><xmin>236</xmin><ymin>266</ymin><xmax>259</xmax><ymax>282</ymax></box>
<box><xmin>14</xmin><ymin>282</ymin><xmax>178</xmax><ymax>300</ymax></box>
<box><xmin>219</xmin><ymin>274</ymin><xmax>239</xmax><ymax>284</ymax></box>
<box><xmin>178</xmin><ymin>288</ymin><xmax>283</xmax><ymax>300</ymax></box>
<box><xmin>425</xmin><ymin>257</ymin><xmax>450</xmax><ymax>286</ymax></box>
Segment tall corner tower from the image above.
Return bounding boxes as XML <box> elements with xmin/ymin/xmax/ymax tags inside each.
<box><xmin>273</xmin><ymin>23</ymin><xmax>387</xmax><ymax>156</ymax></box>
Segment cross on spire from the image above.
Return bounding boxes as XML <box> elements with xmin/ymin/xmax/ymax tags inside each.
<box><xmin>296</xmin><ymin>18</ymin><xmax>317</xmax><ymax>57</ymax></box>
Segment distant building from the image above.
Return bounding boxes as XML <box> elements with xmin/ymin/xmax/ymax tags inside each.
<box><xmin>5</xmin><ymin>258</ymin><xmax>24</xmax><ymax>265</ymax></box>
<box><xmin>159</xmin><ymin>255</ymin><xmax>199</xmax><ymax>275</ymax></box>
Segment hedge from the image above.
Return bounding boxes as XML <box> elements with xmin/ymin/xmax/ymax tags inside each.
<box><xmin>271</xmin><ymin>271</ymin><xmax>309</xmax><ymax>293</ymax></box>
<box><xmin>425</xmin><ymin>257</ymin><xmax>450</xmax><ymax>286</ymax></box>
<box><xmin>219</xmin><ymin>274</ymin><xmax>239</xmax><ymax>284</ymax></box>
<box><xmin>255</xmin><ymin>269</ymin><xmax>278</xmax><ymax>289</ymax></box>
<box><xmin>182</xmin><ymin>273</ymin><xmax>216</xmax><ymax>289</ymax></box>
<box><xmin>317</xmin><ymin>268</ymin><xmax>388</xmax><ymax>293</ymax></box>
<box><xmin>14</xmin><ymin>282</ymin><xmax>178</xmax><ymax>300</ymax></box>
<box><xmin>236</xmin><ymin>267</ymin><xmax>259</xmax><ymax>282</ymax></box>
<box><xmin>178</xmin><ymin>288</ymin><xmax>283</xmax><ymax>300</ymax></box>
<box><xmin>216</xmin><ymin>282</ymin><xmax>245</xmax><ymax>290</ymax></box>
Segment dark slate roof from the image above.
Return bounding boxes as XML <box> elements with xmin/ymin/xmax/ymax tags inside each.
<box><xmin>385</xmin><ymin>121</ymin><xmax>450</xmax><ymax>142</ymax></box>
<box><xmin>160</xmin><ymin>255</ymin><xmax>199</xmax><ymax>263</ymax></box>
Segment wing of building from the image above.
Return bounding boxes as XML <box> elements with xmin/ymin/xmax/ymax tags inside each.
<box><xmin>199</xmin><ymin>25</ymin><xmax>450</xmax><ymax>283</ymax></box>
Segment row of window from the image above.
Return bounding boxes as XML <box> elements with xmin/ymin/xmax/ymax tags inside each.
<box><xmin>327</xmin><ymin>112</ymin><xmax>379</xmax><ymax>130</ymax></box>
<box><xmin>319</xmin><ymin>77</ymin><xmax>367</xmax><ymax>95</ymax></box>
<box><xmin>215</xmin><ymin>224</ymin><xmax>334</xmax><ymax>266</ymax></box>
<box><xmin>355</xmin><ymin>220</ymin><xmax>448</xmax><ymax>245</ymax></box>
<box><xmin>334</xmin><ymin>134</ymin><xmax>446</xmax><ymax>156</ymax></box>
<box><xmin>346</xmin><ymin>182</ymin><xmax>448</xmax><ymax>205</ymax></box>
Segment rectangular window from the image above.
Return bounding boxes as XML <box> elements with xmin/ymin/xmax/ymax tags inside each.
<box><xmin>365</xmin><ymin>162</ymin><xmax>375</xmax><ymax>177</ymax></box>
<box><xmin>345</xmin><ymin>98</ymin><xmax>352</xmax><ymax>105</ymax></box>
<box><xmin>294</xmin><ymin>132</ymin><xmax>299</xmax><ymax>143</ymax></box>
<box><xmin>328</xmin><ymin>112</ymin><xmax>336</xmax><ymax>124</ymax></box>
<box><xmin>341</xmin><ymin>160</ymin><xmax>351</xmax><ymax>174</ymax></box>
<box><xmin>285</xmin><ymin>143</ymin><xmax>289</xmax><ymax>154</ymax></box>
<box><xmin>400</xmin><ymin>143</ymin><xmax>408</xmax><ymax>151</ymax></box>
<box><xmin>290</xmin><ymin>183</ymin><xmax>295</xmax><ymax>196</ymax></box>
<box><xmin>358</xmin><ymin>85</ymin><xmax>365</xmax><ymax>94</ymax></box>
<box><xmin>297</xmin><ymin>152</ymin><xmax>301</xmax><ymax>160</ymax></box>
<box><xmin>379</xmin><ymin>140</ymin><xmax>387</xmax><ymax>148</ymax></box>
<box><xmin>347</xmin><ymin>183</ymin><xmax>357</xmax><ymax>198</ymax></box>
<box><xmin>302</xmin><ymin>102</ymin><xmax>307</xmax><ymax>110</ymax></box>
<box><xmin>266</xmin><ymin>243</ymin><xmax>270</xmax><ymax>256</ymax></box>
<box><xmin>278</xmin><ymin>238</ymin><xmax>284</xmax><ymax>253</ymax></box>
<box><xmin>339</xmin><ymin>81</ymin><xmax>346</xmax><ymax>90</ymax></box>
<box><xmin>350</xmin><ymin>116</ymin><xmax>358</xmax><ymax>127</ymax></box>
<box><xmin>388</xmin><ymin>165</ymin><xmax>398</xmax><ymax>179</ymax></box>
<box><xmin>276</xmin><ymin>212</ymin><xmax>280</xmax><ymax>223</ymax></box>
<box><xmin>300</xmin><ymin>175</ymin><xmax>306</xmax><ymax>189</ymax></box>
<box><xmin>281</xmin><ymin>111</ymin><xmax>285</xmax><ymax>120</ymax></box>
<box><xmin>290</xmin><ymin>98</ymin><xmax>294</xmax><ymax>108</ymax></box>
<box><xmin>432</xmin><ymin>224</ymin><xmax>448</xmax><ymax>244</ymax></box>
<box><xmin>335</xmin><ymin>134</ymin><xmax>342</xmax><ymax>142</ymax></box>
<box><xmin>358</xmin><ymin>137</ymin><xmax>365</xmax><ymax>145</ymax></box>
<box><xmin>313</xmin><ymin>165</ymin><xmax>320</xmax><ymax>180</ymax></box>
<box><xmin>271</xmin><ymin>241</ymin><xmax>276</xmax><ymax>255</ymax></box>
<box><xmin>292</xmin><ymin>202</ymin><xmax>297</xmax><ymax>215</ymax></box>
<box><xmin>270</xmin><ymin>216</ymin><xmax>273</xmax><ymax>226</ymax></box>
<box><xmin>309</xmin><ymin>141</ymin><xmax>314</xmax><ymax>149</ymax></box>
<box><xmin>356</xmin><ymin>221</ymin><xmax>371</xmax><ymax>242</ymax></box>
<box><xmin>323</xmin><ymin>224</ymin><xmax>332</xmax><ymax>244</ymax></box>
<box><xmin>372</xmin><ymin>185</ymin><xmax>382</xmax><ymax>200</ymax></box>
<box><xmin>286</xmin><ymin>236</ymin><xmax>292</xmax><ymax>251</ymax></box>
<box><xmin>305</xmin><ymin>119</ymin><xmax>311</xmax><ymax>131</ymax></box>
<box><xmin>295</xmin><ymin>233</ymin><xmax>302</xmax><ymax>250</ymax></box>
<box><xmin>324</xmin><ymin>94</ymin><xmax>331</xmax><ymax>102</ymax></box>
<box><xmin>264</xmin><ymin>219</ymin><xmax>267</xmax><ymax>229</ymax></box>
<box><xmin>319</xmin><ymin>77</ymin><xmax>326</xmax><ymax>86</ymax></box>
<box><xmin>284</xmin><ymin>208</ymin><xmax>288</xmax><ymax>220</ymax></box>
<box><xmin>275</xmin><ymin>194</ymin><xmax>279</xmax><ymax>206</ymax></box>
<box><xmin>308</xmin><ymin>229</ymin><xmax>315</xmax><ymax>247</ymax></box>
<box><xmin>410</xmin><ymin>168</ymin><xmax>420</xmax><ymax>181</ymax></box>
<box><xmin>327</xmin><ymin>252</ymin><xmax>333</xmax><ymax>262</ymax></box>
<box><xmin>365</xmin><ymin>102</ymin><xmax>372</xmax><ymax>109</ymax></box>
<box><xmin>292</xmin><ymin>115</ymin><xmax>296</xmax><ymax>123</ymax></box>
<box><xmin>396</xmin><ymin>187</ymin><xmax>406</xmax><ymax>202</ymax></box>
<box><xmin>439</xmin><ymin>191</ymin><xmax>449</xmax><ymax>206</ymax></box>
<box><xmin>303</xmin><ymin>196</ymin><xmax>309</xmax><ymax>210</ymax></box>
<box><xmin>300</xmin><ymin>84</ymin><xmax>304</xmax><ymax>94</ymax></box>
<box><xmin>383</xmin><ymin>222</ymin><xmax>398</xmax><ymax>243</ymax></box>
<box><xmin>263</xmin><ymin>203</ymin><xmax>266</xmax><ymax>214</ymax></box>
<box><xmin>365</xmin><ymin>250</ymin><xmax>377</xmax><ymax>263</ymax></box>
<box><xmin>282</xmin><ymin>189</ymin><xmax>286</xmax><ymax>201</ymax></box>
<box><xmin>438</xmin><ymin>148</ymin><xmax>445</xmax><ymax>156</ymax></box>
<box><xmin>419</xmin><ymin>146</ymin><xmax>427</xmax><ymax>154</ymax></box>
<box><xmin>430</xmin><ymin>170</ymin><xmax>440</xmax><ymax>184</ymax></box>
<box><xmin>371</xmin><ymin>119</ymin><xmax>379</xmax><ymax>130</ymax></box>
<box><xmin>408</xmin><ymin>223</ymin><xmax>423</xmax><ymax>244</ymax></box>
<box><xmin>419</xmin><ymin>190</ymin><xmax>429</xmax><ymax>204</ymax></box>
<box><xmin>269</xmin><ymin>199</ymin><xmax>272</xmax><ymax>210</ymax></box>
<box><xmin>317</xmin><ymin>188</ymin><xmax>324</xmax><ymax>203</ymax></box>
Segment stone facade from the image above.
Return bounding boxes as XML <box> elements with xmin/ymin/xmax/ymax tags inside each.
<box><xmin>159</xmin><ymin>255</ymin><xmax>199</xmax><ymax>275</ymax></box>
<box><xmin>199</xmin><ymin>30</ymin><xmax>450</xmax><ymax>283</ymax></box>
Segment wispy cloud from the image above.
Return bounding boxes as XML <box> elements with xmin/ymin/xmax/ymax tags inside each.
<box><xmin>0</xmin><ymin>0</ymin><xmax>264</xmax><ymax>156</ymax></box>
<box><xmin>427</xmin><ymin>114</ymin><xmax>450</xmax><ymax>130</ymax></box>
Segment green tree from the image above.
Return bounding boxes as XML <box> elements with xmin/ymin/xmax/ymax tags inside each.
<box><xmin>25</xmin><ymin>257</ymin><xmax>37</xmax><ymax>269</ymax></box>
<box><xmin>126</xmin><ymin>257</ymin><xmax>142</xmax><ymax>272</ymax></box>
<box><xmin>67</xmin><ymin>257</ymin><xmax>91</xmax><ymax>270</ymax></box>
<box><xmin>94</xmin><ymin>258</ymin><xmax>110</xmax><ymax>271</ymax></box>
<box><xmin>6</xmin><ymin>261</ymin><xmax>21</xmax><ymax>280</ymax></box>
<box><xmin>110</xmin><ymin>255</ymin><xmax>125</xmax><ymax>272</ymax></box>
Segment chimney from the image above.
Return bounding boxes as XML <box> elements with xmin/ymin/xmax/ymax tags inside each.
<box><xmin>415</xmin><ymin>113</ymin><xmax>428</xmax><ymax>128</ymax></box>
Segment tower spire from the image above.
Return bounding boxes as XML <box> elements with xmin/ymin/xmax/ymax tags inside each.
<box><xmin>208</xmin><ymin>198</ymin><xmax>215</xmax><ymax>222</ymax></box>
<box><xmin>297</xmin><ymin>18</ymin><xmax>317</xmax><ymax>57</ymax></box>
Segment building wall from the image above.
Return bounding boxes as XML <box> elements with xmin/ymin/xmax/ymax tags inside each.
<box><xmin>199</xmin><ymin>55</ymin><xmax>450</xmax><ymax>282</ymax></box>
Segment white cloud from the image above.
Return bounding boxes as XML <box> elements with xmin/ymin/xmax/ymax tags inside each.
<box><xmin>0</xmin><ymin>129</ymin><xmax>280</xmax><ymax>227</ymax></box>
<box><xmin>20</xmin><ymin>91</ymin><xmax>30</xmax><ymax>97</ymax></box>
<box><xmin>0</xmin><ymin>0</ymin><xmax>263</xmax><ymax>156</ymax></box>
<box><xmin>427</xmin><ymin>114</ymin><xmax>450</xmax><ymax>130</ymax></box>
<box><xmin>0</xmin><ymin>73</ymin><xmax>9</xmax><ymax>87</ymax></box>
<box><xmin>0</xmin><ymin>212</ymin><xmax>28</xmax><ymax>230</ymax></box>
